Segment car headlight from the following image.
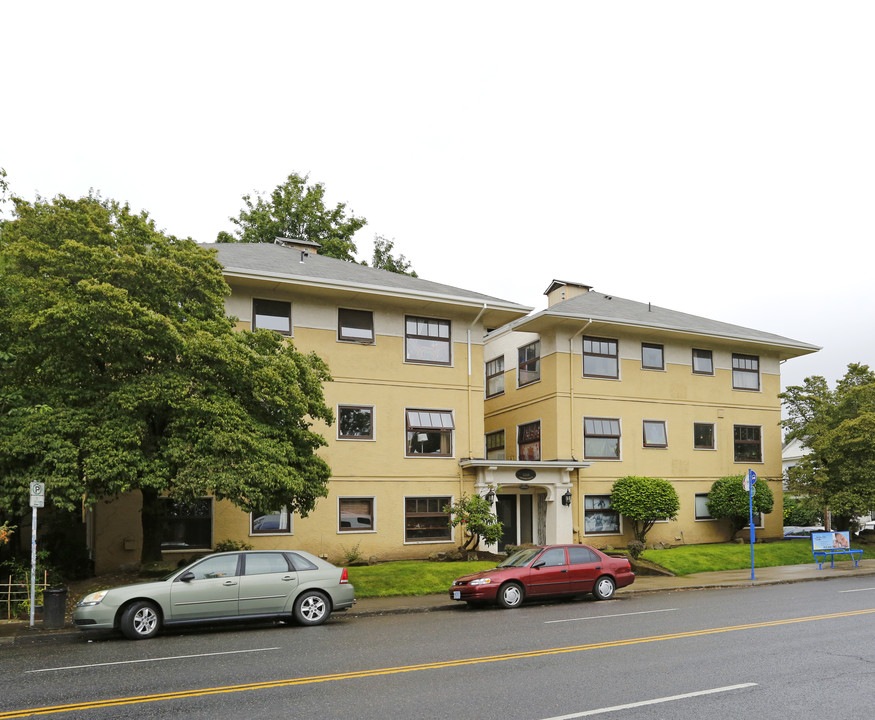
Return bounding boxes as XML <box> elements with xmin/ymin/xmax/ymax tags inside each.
<box><xmin>77</xmin><ymin>590</ymin><xmax>109</xmax><ymax>607</ymax></box>
<box><xmin>469</xmin><ymin>578</ymin><xmax>492</xmax><ymax>586</ymax></box>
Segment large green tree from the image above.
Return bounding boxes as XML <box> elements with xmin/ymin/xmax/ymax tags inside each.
<box><xmin>707</xmin><ymin>474</ymin><xmax>775</xmax><ymax>538</ymax></box>
<box><xmin>0</xmin><ymin>193</ymin><xmax>334</xmax><ymax>563</ymax></box>
<box><xmin>217</xmin><ymin>172</ymin><xmax>366</xmax><ymax>261</ymax></box>
<box><xmin>610</xmin><ymin>476</ymin><xmax>680</xmax><ymax>543</ymax></box>
<box><xmin>781</xmin><ymin>363</ymin><xmax>875</xmax><ymax>530</ymax></box>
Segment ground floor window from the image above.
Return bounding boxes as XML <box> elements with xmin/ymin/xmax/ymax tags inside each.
<box><xmin>583</xmin><ymin>495</ymin><xmax>620</xmax><ymax>535</ymax></box>
<box><xmin>250</xmin><ymin>508</ymin><xmax>292</xmax><ymax>535</ymax></box>
<box><xmin>161</xmin><ymin>498</ymin><xmax>212</xmax><ymax>550</ymax></box>
<box><xmin>404</xmin><ymin>497</ymin><xmax>452</xmax><ymax>542</ymax></box>
<box><xmin>339</xmin><ymin>497</ymin><xmax>375</xmax><ymax>532</ymax></box>
<box><xmin>694</xmin><ymin>493</ymin><xmax>713</xmax><ymax>520</ymax></box>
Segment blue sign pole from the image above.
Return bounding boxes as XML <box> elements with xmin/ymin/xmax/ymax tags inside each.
<box><xmin>748</xmin><ymin>469</ymin><xmax>757</xmax><ymax>580</ymax></box>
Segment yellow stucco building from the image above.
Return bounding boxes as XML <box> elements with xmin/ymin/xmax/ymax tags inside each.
<box><xmin>86</xmin><ymin>250</ymin><xmax>818</xmax><ymax>572</ymax></box>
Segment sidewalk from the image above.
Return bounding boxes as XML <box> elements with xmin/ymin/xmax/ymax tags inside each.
<box><xmin>4</xmin><ymin>559</ymin><xmax>874</xmax><ymax>646</ymax></box>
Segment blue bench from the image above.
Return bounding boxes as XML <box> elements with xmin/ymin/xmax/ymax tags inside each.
<box><xmin>811</xmin><ymin>531</ymin><xmax>864</xmax><ymax>569</ymax></box>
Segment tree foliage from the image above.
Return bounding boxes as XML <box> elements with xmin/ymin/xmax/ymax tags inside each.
<box><xmin>0</xmin><ymin>193</ymin><xmax>334</xmax><ymax>562</ymax></box>
<box><xmin>706</xmin><ymin>475</ymin><xmax>775</xmax><ymax>537</ymax></box>
<box><xmin>365</xmin><ymin>235</ymin><xmax>418</xmax><ymax>276</ymax></box>
<box><xmin>443</xmin><ymin>494</ymin><xmax>503</xmax><ymax>551</ymax></box>
<box><xmin>217</xmin><ymin>172</ymin><xmax>366</xmax><ymax>261</ymax></box>
<box><xmin>610</xmin><ymin>476</ymin><xmax>680</xmax><ymax>543</ymax></box>
<box><xmin>780</xmin><ymin>363</ymin><xmax>875</xmax><ymax>530</ymax></box>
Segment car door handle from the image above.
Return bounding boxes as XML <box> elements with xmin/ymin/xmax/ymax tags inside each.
<box><xmin>222</xmin><ymin>580</ymin><xmax>238</xmax><ymax>586</ymax></box>
<box><xmin>595</xmin><ymin>566</ymin><xmax>601</xmax><ymax>570</ymax></box>
<box><xmin>282</xmin><ymin>576</ymin><xmax>296</xmax><ymax>581</ymax></box>
<box><xmin>560</xmin><ymin>569</ymin><xmax>568</xmax><ymax>573</ymax></box>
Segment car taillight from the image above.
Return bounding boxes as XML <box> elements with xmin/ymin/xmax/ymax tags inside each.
<box><xmin>340</xmin><ymin>568</ymin><xmax>349</xmax><ymax>584</ymax></box>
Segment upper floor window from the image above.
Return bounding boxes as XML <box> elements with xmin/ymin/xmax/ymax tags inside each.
<box><xmin>250</xmin><ymin>508</ymin><xmax>292</xmax><ymax>535</ymax></box>
<box><xmin>253</xmin><ymin>299</ymin><xmax>291</xmax><ymax>335</ymax></box>
<box><xmin>338</xmin><ymin>308</ymin><xmax>374</xmax><ymax>343</ymax></box>
<box><xmin>338</xmin><ymin>405</ymin><xmax>374</xmax><ymax>440</ymax></box>
<box><xmin>734</xmin><ymin>424</ymin><xmax>762</xmax><ymax>462</ymax></box>
<box><xmin>643</xmin><ymin>420</ymin><xmax>668</xmax><ymax>448</ymax></box>
<box><xmin>692</xmin><ymin>348</ymin><xmax>714</xmax><ymax>375</ymax></box>
<box><xmin>641</xmin><ymin>343</ymin><xmax>664</xmax><ymax>370</ymax></box>
<box><xmin>518</xmin><ymin>421</ymin><xmax>541</xmax><ymax>461</ymax></box>
<box><xmin>486</xmin><ymin>430</ymin><xmax>506</xmax><ymax>460</ymax></box>
<box><xmin>584</xmin><ymin>417</ymin><xmax>621</xmax><ymax>459</ymax></box>
<box><xmin>518</xmin><ymin>341</ymin><xmax>541</xmax><ymax>387</ymax></box>
<box><xmin>694</xmin><ymin>422</ymin><xmax>715</xmax><ymax>449</ymax></box>
<box><xmin>583</xmin><ymin>336</ymin><xmax>618</xmax><ymax>378</ymax></box>
<box><xmin>485</xmin><ymin>356</ymin><xmax>505</xmax><ymax>398</ymax></box>
<box><xmin>406</xmin><ymin>409</ymin><xmax>454</xmax><ymax>456</ymax></box>
<box><xmin>732</xmin><ymin>353</ymin><xmax>760</xmax><ymax>391</ymax></box>
<box><xmin>405</xmin><ymin>316</ymin><xmax>451</xmax><ymax>365</ymax></box>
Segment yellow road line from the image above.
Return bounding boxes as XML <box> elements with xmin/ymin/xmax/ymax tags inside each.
<box><xmin>3</xmin><ymin>608</ymin><xmax>872</xmax><ymax>719</ymax></box>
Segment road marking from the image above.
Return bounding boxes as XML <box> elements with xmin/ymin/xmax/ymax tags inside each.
<box><xmin>538</xmin><ymin>683</ymin><xmax>758</xmax><ymax>719</ymax></box>
<box><xmin>838</xmin><ymin>587</ymin><xmax>875</xmax><ymax>593</ymax></box>
<box><xmin>24</xmin><ymin>647</ymin><xmax>281</xmax><ymax>674</ymax></box>
<box><xmin>545</xmin><ymin>608</ymin><xmax>677</xmax><ymax>624</ymax></box>
<box><xmin>2</xmin><ymin>608</ymin><xmax>872</xmax><ymax>719</ymax></box>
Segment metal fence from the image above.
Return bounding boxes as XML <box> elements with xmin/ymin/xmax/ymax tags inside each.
<box><xmin>2</xmin><ymin>572</ymin><xmax>48</xmax><ymax>620</ymax></box>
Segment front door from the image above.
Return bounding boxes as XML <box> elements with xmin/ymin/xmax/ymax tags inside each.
<box><xmin>496</xmin><ymin>495</ymin><xmax>517</xmax><ymax>552</ymax></box>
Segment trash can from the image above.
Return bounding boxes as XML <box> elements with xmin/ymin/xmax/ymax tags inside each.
<box><xmin>42</xmin><ymin>588</ymin><xmax>67</xmax><ymax>629</ymax></box>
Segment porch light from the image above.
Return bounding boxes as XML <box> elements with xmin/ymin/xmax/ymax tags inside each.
<box><xmin>485</xmin><ymin>489</ymin><xmax>496</xmax><ymax>504</ymax></box>
<box><xmin>562</xmin><ymin>490</ymin><xmax>572</xmax><ymax>507</ymax></box>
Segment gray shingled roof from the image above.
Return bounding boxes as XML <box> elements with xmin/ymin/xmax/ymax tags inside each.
<box><xmin>511</xmin><ymin>290</ymin><xmax>820</xmax><ymax>355</ymax></box>
<box><xmin>203</xmin><ymin>242</ymin><xmax>531</xmax><ymax>311</ymax></box>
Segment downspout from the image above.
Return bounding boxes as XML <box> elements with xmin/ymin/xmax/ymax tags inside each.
<box><xmin>465</xmin><ymin>304</ymin><xmax>489</xmax><ymax>505</ymax></box>
<box><xmin>570</xmin><ymin>319</ymin><xmax>592</xmax><ymax>543</ymax></box>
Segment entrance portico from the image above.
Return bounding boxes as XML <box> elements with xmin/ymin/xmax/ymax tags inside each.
<box><xmin>459</xmin><ymin>459</ymin><xmax>590</xmax><ymax>552</ymax></box>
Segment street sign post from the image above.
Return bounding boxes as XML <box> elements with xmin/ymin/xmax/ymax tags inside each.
<box><xmin>29</xmin><ymin>482</ymin><xmax>45</xmax><ymax>627</ymax></box>
<box><xmin>747</xmin><ymin>470</ymin><xmax>757</xmax><ymax>580</ymax></box>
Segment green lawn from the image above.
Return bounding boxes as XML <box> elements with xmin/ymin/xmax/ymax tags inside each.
<box><xmin>344</xmin><ymin>541</ymin><xmax>875</xmax><ymax>596</ymax></box>
<box><xmin>642</xmin><ymin>540</ymin><xmax>875</xmax><ymax>576</ymax></box>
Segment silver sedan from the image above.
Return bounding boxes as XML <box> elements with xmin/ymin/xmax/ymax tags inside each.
<box><xmin>72</xmin><ymin>550</ymin><xmax>355</xmax><ymax>639</ymax></box>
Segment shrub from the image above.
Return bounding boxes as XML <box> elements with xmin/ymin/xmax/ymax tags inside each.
<box><xmin>610</xmin><ymin>476</ymin><xmax>680</xmax><ymax>543</ymax></box>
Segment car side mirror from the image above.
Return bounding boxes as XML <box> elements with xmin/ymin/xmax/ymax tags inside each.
<box><xmin>177</xmin><ymin>571</ymin><xmax>195</xmax><ymax>583</ymax></box>
<box><xmin>532</xmin><ymin>561</ymin><xmax>545</xmax><ymax>569</ymax></box>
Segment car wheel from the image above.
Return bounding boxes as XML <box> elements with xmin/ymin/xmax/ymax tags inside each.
<box><xmin>120</xmin><ymin>600</ymin><xmax>161</xmax><ymax>640</ymax></box>
<box><xmin>497</xmin><ymin>582</ymin><xmax>524</xmax><ymax>609</ymax></box>
<box><xmin>592</xmin><ymin>576</ymin><xmax>616</xmax><ymax>601</ymax></box>
<box><xmin>293</xmin><ymin>590</ymin><xmax>330</xmax><ymax>626</ymax></box>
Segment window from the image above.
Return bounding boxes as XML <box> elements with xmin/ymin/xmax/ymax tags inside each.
<box><xmin>518</xmin><ymin>421</ymin><xmax>541</xmax><ymax>461</ymax></box>
<box><xmin>538</xmin><ymin>547</ymin><xmax>567</xmax><ymax>566</ymax></box>
<box><xmin>253</xmin><ymin>298</ymin><xmax>291</xmax><ymax>335</ymax></box>
<box><xmin>584</xmin><ymin>495</ymin><xmax>620</xmax><ymax>534</ymax></box>
<box><xmin>695</xmin><ymin>493</ymin><xmax>713</xmax><ymax>520</ymax></box>
<box><xmin>405</xmin><ymin>497</ymin><xmax>452</xmax><ymax>542</ymax></box>
<box><xmin>338</xmin><ymin>308</ymin><xmax>374</xmax><ymax>343</ymax></box>
<box><xmin>583</xmin><ymin>336</ymin><xmax>619</xmax><ymax>378</ymax></box>
<box><xmin>694</xmin><ymin>422</ymin><xmax>715</xmax><ymax>450</ymax></box>
<box><xmin>486</xmin><ymin>430</ymin><xmax>506</xmax><ymax>460</ymax></box>
<box><xmin>160</xmin><ymin>498</ymin><xmax>212</xmax><ymax>550</ymax></box>
<box><xmin>518</xmin><ymin>341</ymin><xmax>541</xmax><ymax>387</ymax></box>
<box><xmin>641</xmin><ymin>343</ymin><xmax>664</xmax><ymax>370</ymax></box>
<box><xmin>406</xmin><ymin>409</ymin><xmax>454</xmax><ymax>456</ymax></box>
<box><xmin>338</xmin><ymin>405</ymin><xmax>374</xmax><ymax>440</ymax></box>
<box><xmin>405</xmin><ymin>316</ymin><xmax>451</xmax><ymax>365</ymax></box>
<box><xmin>643</xmin><ymin>420</ymin><xmax>668</xmax><ymax>448</ymax></box>
<box><xmin>692</xmin><ymin>349</ymin><xmax>713</xmax><ymax>375</ymax></box>
<box><xmin>250</xmin><ymin>508</ymin><xmax>292</xmax><ymax>535</ymax></box>
<box><xmin>584</xmin><ymin>417</ymin><xmax>621</xmax><ymax>459</ymax></box>
<box><xmin>732</xmin><ymin>353</ymin><xmax>760</xmax><ymax>390</ymax></box>
<box><xmin>734</xmin><ymin>425</ymin><xmax>762</xmax><ymax>462</ymax></box>
<box><xmin>485</xmin><ymin>356</ymin><xmax>505</xmax><ymax>397</ymax></box>
<box><xmin>568</xmin><ymin>546</ymin><xmax>599</xmax><ymax>564</ymax></box>
<box><xmin>244</xmin><ymin>553</ymin><xmax>291</xmax><ymax>575</ymax></box>
<box><xmin>339</xmin><ymin>498</ymin><xmax>374</xmax><ymax>532</ymax></box>
<box><xmin>188</xmin><ymin>554</ymin><xmax>239</xmax><ymax>580</ymax></box>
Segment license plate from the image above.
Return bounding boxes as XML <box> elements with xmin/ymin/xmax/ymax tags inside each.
<box><xmin>453</xmin><ymin>591</ymin><xmax>461</xmax><ymax>600</ymax></box>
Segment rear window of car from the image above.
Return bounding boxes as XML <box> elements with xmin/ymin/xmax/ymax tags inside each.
<box><xmin>286</xmin><ymin>552</ymin><xmax>319</xmax><ymax>571</ymax></box>
<box><xmin>568</xmin><ymin>547</ymin><xmax>599</xmax><ymax>564</ymax></box>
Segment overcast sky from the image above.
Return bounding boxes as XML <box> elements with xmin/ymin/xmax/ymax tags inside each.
<box><xmin>3</xmin><ymin>1</ymin><xmax>872</xmax><ymax>392</ymax></box>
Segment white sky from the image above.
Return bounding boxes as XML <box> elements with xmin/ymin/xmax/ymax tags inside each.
<box><xmin>2</xmin><ymin>1</ymin><xmax>873</xmax><ymax>392</ymax></box>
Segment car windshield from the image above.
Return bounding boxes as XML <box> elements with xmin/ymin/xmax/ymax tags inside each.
<box><xmin>497</xmin><ymin>548</ymin><xmax>542</xmax><ymax>568</ymax></box>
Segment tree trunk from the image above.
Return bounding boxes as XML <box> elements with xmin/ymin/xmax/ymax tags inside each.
<box><xmin>140</xmin><ymin>488</ymin><xmax>164</xmax><ymax>564</ymax></box>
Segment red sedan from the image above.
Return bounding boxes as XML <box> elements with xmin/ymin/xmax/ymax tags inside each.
<box><xmin>449</xmin><ymin>544</ymin><xmax>635</xmax><ymax>609</ymax></box>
